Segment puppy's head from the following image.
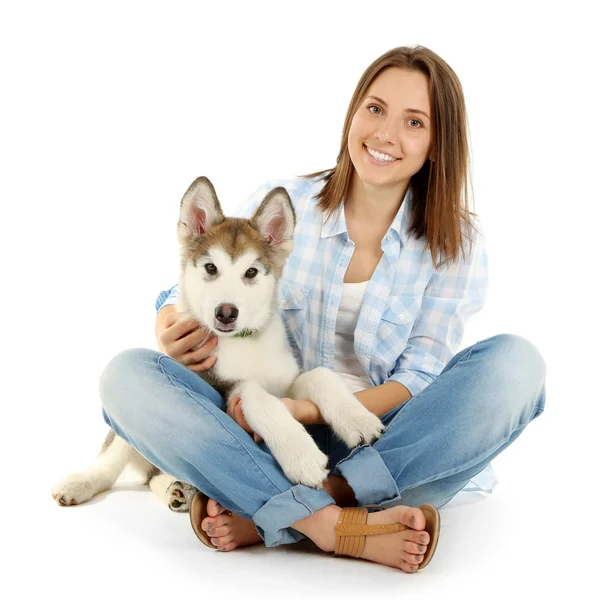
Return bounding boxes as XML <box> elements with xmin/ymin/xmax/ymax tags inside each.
<box><xmin>176</xmin><ymin>177</ymin><xmax>295</xmax><ymax>336</ymax></box>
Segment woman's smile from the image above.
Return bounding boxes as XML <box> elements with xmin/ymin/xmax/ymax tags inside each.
<box><xmin>364</xmin><ymin>144</ymin><xmax>400</xmax><ymax>165</ymax></box>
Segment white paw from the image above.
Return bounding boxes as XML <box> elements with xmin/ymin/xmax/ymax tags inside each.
<box><xmin>331</xmin><ymin>404</ymin><xmax>385</xmax><ymax>448</ymax></box>
<box><xmin>276</xmin><ymin>436</ymin><xmax>329</xmax><ymax>488</ymax></box>
<box><xmin>51</xmin><ymin>473</ymin><xmax>95</xmax><ymax>506</ymax></box>
<box><xmin>166</xmin><ymin>480</ymin><xmax>198</xmax><ymax>513</ymax></box>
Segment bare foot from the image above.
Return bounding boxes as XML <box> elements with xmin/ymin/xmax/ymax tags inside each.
<box><xmin>198</xmin><ymin>474</ymin><xmax>360</xmax><ymax>552</ymax></box>
<box><xmin>201</xmin><ymin>498</ymin><xmax>263</xmax><ymax>552</ymax></box>
<box><xmin>293</xmin><ymin>504</ymin><xmax>431</xmax><ymax>573</ymax></box>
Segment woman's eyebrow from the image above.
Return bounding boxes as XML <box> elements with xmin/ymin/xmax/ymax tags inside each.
<box><xmin>366</xmin><ymin>95</ymin><xmax>430</xmax><ymax>120</ymax></box>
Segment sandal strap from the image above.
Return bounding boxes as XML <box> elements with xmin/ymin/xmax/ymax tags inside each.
<box><xmin>334</xmin><ymin>507</ymin><xmax>368</xmax><ymax>557</ymax></box>
<box><xmin>334</xmin><ymin>507</ymin><xmax>409</xmax><ymax>558</ymax></box>
<box><xmin>337</xmin><ymin>522</ymin><xmax>409</xmax><ymax>536</ymax></box>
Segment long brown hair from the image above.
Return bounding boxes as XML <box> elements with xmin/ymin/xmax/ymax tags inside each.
<box><xmin>302</xmin><ymin>45</ymin><xmax>479</xmax><ymax>268</ymax></box>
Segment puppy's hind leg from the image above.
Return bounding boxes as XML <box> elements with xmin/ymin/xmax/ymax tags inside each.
<box><xmin>148</xmin><ymin>473</ymin><xmax>199</xmax><ymax>513</ymax></box>
<box><xmin>52</xmin><ymin>429</ymin><xmax>139</xmax><ymax>506</ymax></box>
<box><xmin>127</xmin><ymin>446</ymin><xmax>199</xmax><ymax>513</ymax></box>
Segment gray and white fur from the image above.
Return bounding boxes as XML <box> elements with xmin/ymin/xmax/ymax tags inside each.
<box><xmin>52</xmin><ymin>177</ymin><xmax>384</xmax><ymax>511</ymax></box>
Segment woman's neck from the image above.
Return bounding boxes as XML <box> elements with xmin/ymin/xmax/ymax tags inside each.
<box><xmin>345</xmin><ymin>173</ymin><xmax>409</xmax><ymax>228</ymax></box>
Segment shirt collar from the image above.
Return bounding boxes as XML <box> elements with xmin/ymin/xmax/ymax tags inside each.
<box><xmin>320</xmin><ymin>188</ymin><xmax>413</xmax><ymax>247</ymax></box>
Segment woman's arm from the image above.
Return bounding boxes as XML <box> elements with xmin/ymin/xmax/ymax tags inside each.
<box><xmin>291</xmin><ymin>381</ymin><xmax>412</xmax><ymax>425</ymax></box>
<box><xmin>155</xmin><ymin>304</ymin><xmax>178</xmax><ymax>347</ymax></box>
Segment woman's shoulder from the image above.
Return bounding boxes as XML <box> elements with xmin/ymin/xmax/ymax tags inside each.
<box><xmin>234</xmin><ymin>175</ymin><xmax>325</xmax><ymax>219</ymax></box>
<box><xmin>259</xmin><ymin>175</ymin><xmax>324</xmax><ymax>205</ymax></box>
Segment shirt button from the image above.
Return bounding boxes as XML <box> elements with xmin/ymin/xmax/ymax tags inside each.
<box><xmin>399</xmin><ymin>314</ymin><xmax>405</xmax><ymax>322</ymax></box>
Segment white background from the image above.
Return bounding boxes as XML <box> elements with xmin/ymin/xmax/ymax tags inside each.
<box><xmin>1</xmin><ymin>1</ymin><xmax>598</xmax><ymax>598</ymax></box>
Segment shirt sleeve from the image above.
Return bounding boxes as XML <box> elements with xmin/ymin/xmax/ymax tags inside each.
<box><xmin>155</xmin><ymin>284</ymin><xmax>180</xmax><ymax>313</ymax></box>
<box><xmin>154</xmin><ymin>181</ymin><xmax>278</xmax><ymax>314</ymax></box>
<box><xmin>386</xmin><ymin>224</ymin><xmax>489</xmax><ymax>396</ymax></box>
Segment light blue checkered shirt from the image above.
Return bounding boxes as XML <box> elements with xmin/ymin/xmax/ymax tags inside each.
<box><xmin>155</xmin><ymin>176</ymin><xmax>497</xmax><ymax>496</ymax></box>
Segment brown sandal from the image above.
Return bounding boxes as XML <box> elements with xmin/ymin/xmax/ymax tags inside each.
<box><xmin>190</xmin><ymin>491</ymin><xmax>232</xmax><ymax>549</ymax></box>
<box><xmin>334</xmin><ymin>503</ymin><xmax>440</xmax><ymax>570</ymax></box>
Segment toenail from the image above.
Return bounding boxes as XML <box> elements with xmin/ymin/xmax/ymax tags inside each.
<box><xmin>208</xmin><ymin>529</ymin><xmax>214</xmax><ymax>536</ymax></box>
<box><xmin>410</xmin><ymin>515</ymin><xmax>415</xmax><ymax>527</ymax></box>
<box><xmin>205</xmin><ymin>522</ymin><xmax>213</xmax><ymax>529</ymax></box>
<box><xmin>420</xmin><ymin>534</ymin><xmax>427</xmax><ymax>543</ymax></box>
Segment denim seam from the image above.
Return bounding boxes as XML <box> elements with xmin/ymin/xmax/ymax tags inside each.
<box><xmin>398</xmin><ymin>405</ymin><xmax>545</xmax><ymax>492</ymax></box>
<box><xmin>331</xmin><ymin>443</ymin><xmax>370</xmax><ymax>474</ymax></box>
<box><xmin>157</xmin><ymin>356</ymin><xmax>287</xmax><ymax>494</ymax></box>
<box><xmin>290</xmin><ymin>486</ymin><xmax>319</xmax><ymax>512</ymax></box>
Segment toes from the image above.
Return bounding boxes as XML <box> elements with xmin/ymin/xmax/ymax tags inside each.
<box><xmin>401</xmin><ymin>550</ymin><xmax>424</xmax><ymax>567</ymax></box>
<box><xmin>403</xmin><ymin>540</ymin><xmax>427</xmax><ymax>555</ymax></box>
<box><xmin>210</xmin><ymin>514</ymin><xmax>231</xmax><ymax>529</ymax></box>
<box><xmin>202</xmin><ymin>513</ymin><xmax>231</xmax><ymax>532</ymax></box>
<box><xmin>209</xmin><ymin>524</ymin><xmax>231</xmax><ymax>538</ymax></box>
<box><xmin>206</xmin><ymin>498</ymin><xmax>226</xmax><ymax>517</ymax></box>
<box><xmin>211</xmin><ymin>534</ymin><xmax>234</xmax><ymax>548</ymax></box>
<box><xmin>396</xmin><ymin>506</ymin><xmax>426</xmax><ymax>531</ymax></box>
<box><xmin>411</xmin><ymin>529</ymin><xmax>430</xmax><ymax>545</ymax></box>
<box><xmin>399</xmin><ymin>558</ymin><xmax>419</xmax><ymax>573</ymax></box>
<box><xmin>217</xmin><ymin>542</ymin><xmax>237</xmax><ymax>552</ymax></box>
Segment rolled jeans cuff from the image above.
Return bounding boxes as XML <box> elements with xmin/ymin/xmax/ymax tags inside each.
<box><xmin>331</xmin><ymin>444</ymin><xmax>400</xmax><ymax>507</ymax></box>
<box><xmin>252</xmin><ymin>484</ymin><xmax>335</xmax><ymax>547</ymax></box>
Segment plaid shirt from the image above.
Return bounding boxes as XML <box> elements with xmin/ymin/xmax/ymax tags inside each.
<box><xmin>155</xmin><ymin>176</ymin><xmax>496</xmax><ymax>495</ymax></box>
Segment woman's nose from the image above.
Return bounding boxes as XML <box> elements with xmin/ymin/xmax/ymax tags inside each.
<box><xmin>374</xmin><ymin>120</ymin><xmax>400</xmax><ymax>144</ymax></box>
<box><xmin>375</xmin><ymin>128</ymin><xmax>390</xmax><ymax>142</ymax></box>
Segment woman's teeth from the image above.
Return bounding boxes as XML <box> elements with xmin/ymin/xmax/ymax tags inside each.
<box><xmin>366</xmin><ymin>146</ymin><xmax>397</xmax><ymax>162</ymax></box>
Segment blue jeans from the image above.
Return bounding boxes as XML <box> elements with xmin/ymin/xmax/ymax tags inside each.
<box><xmin>99</xmin><ymin>333</ymin><xmax>546</xmax><ymax>547</ymax></box>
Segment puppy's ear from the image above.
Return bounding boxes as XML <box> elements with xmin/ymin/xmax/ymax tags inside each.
<box><xmin>178</xmin><ymin>177</ymin><xmax>225</xmax><ymax>242</ymax></box>
<box><xmin>250</xmin><ymin>187</ymin><xmax>296</xmax><ymax>250</ymax></box>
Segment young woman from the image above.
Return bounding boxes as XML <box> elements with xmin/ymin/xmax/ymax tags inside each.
<box><xmin>100</xmin><ymin>45</ymin><xmax>546</xmax><ymax>573</ymax></box>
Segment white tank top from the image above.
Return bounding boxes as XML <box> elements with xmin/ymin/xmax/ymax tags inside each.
<box><xmin>334</xmin><ymin>281</ymin><xmax>374</xmax><ymax>394</ymax></box>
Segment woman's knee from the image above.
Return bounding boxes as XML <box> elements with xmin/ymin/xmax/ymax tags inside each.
<box><xmin>478</xmin><ymin>333</ymin><xmax>547</xmax><ymax>415</ymax></box>
<box><xmin>99</xmin><ymin>348</ymin><xmax>163</xmax><ymax>416</ymax></box>
<box><xmin>99</xmin><ymin>347</ymin><xmax>224</xmax><ymax>444</ymax></box>
<box><xmin>489</xmin><ymin>334</ymin><xmax>546</xmax><ymax>383</ymax></box>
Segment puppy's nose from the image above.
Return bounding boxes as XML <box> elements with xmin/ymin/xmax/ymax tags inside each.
<box><xmin>215</xmin><ymin>304</ymin><xmax>239</xmax><ymax>324</ymax></box>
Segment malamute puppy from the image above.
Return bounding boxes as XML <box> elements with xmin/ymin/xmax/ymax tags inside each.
<box><xmin>52</xmin><ymin>177</ymin><xmax>384</xmax><ymax>511</ymax></box>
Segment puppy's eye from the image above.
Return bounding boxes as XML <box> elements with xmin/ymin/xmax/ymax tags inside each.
<box><xmin>245</xmin><ymin>267</ymin><xmax>258</xmax><ymax>279</ymax></box>
<box><xmin>205</xmin><ymin>263</ymin><xmax>218</xmax><ymax>275</ymax></box>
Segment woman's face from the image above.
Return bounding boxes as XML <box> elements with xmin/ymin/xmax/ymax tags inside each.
<box><xmin>348</xmin><ymin>67</ymin><xmax>433</xmax><ymax>194</ymax></box>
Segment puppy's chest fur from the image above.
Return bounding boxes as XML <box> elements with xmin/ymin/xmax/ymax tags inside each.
<box><xmin>200</xmin><ymin>318</ymin><xmax>300</xmax><ymax>400</ymax></box>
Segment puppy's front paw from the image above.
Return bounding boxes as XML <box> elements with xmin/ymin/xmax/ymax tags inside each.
<box><xmin>278</xmin><ymin>437</ymin><xmax>329</xmax><ymax>489</ymax></box>
<box><xmin>166</xmin><ymin>480</ymin><xmax>198</xmax><ymax>513</ymax></box>
<box><xmin>333</xmin><ymin>405</ymin><xmax>385</xmax><ymax>448</ymax></box>
<box><xmin>51</xmin><ymin>473</ymin><xmax>95</xmax><ymax>506</ymax></box>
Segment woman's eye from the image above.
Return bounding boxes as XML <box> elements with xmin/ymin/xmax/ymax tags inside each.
<box><xmin>408</xmin><ymin>118</ymin><xmax>423</xmax><ymax>128</ymax></box>
<box><xmin>245</xmin><ymin>267</ymin><xmax>258</xmax><ymax>279</ymax></box>
<box><xmin>368</xmin><ymin>105</ymin><xmax>382</xmax><ymax>115</ymax></box>
<box><xmin>205</xmin><ymin>263</ymin><xmax>217</xmax><ymax>275</ymax></box>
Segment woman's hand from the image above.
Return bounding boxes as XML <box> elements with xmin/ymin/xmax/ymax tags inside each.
<box><xmin>156</xmin><ymin>307</ymin><xmax>218</xmax><ymax>373</ymax></box>
<box><xmin>227</xmin><ymin>396</ymin><xmax>263</xmax><ymax>443</ymax></box>
<box><xmin>226</xmin><ymin>396</ymin><xmax>319</xmax><ymax>442</ymax></box>
<box><xmin>281</xmin><ymin>397</ymin><xmax>320</xmax><ymax>425</ymax></box>
<box><xmin>279</xmin><ymin>397</ymin><xmax>302</xmax><ymax>420</ymax></box>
